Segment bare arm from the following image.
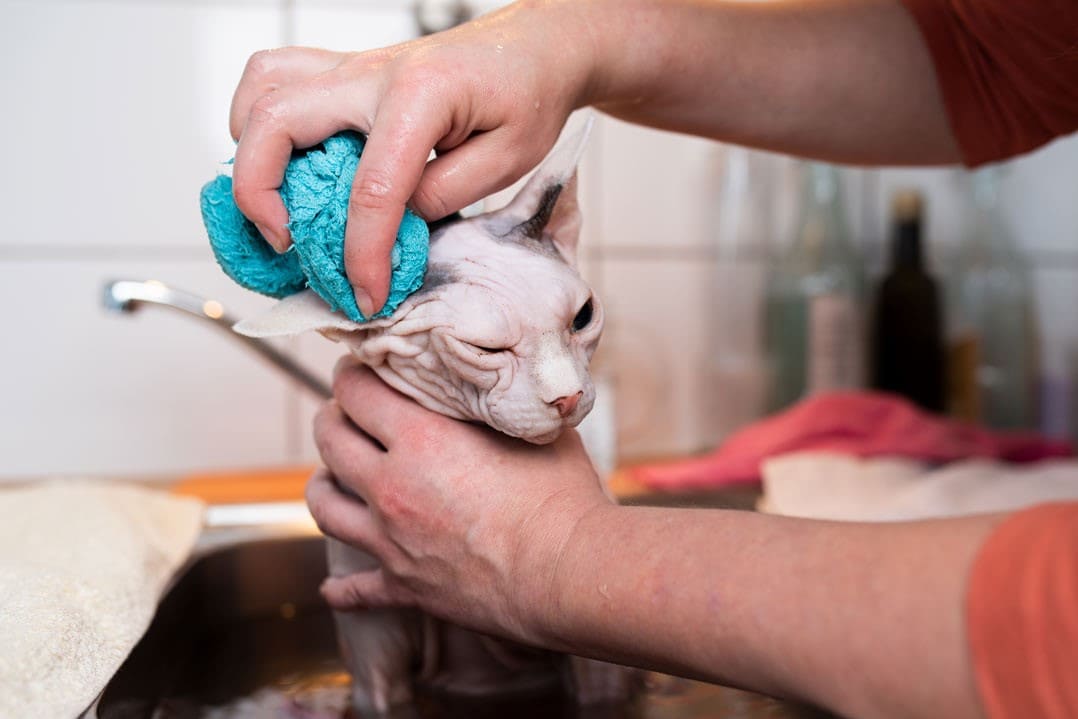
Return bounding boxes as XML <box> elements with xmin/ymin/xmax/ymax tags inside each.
<box><xmin>309</xmin><ymin>360</ymin><xmax>994</xmax><ymax>719</ymax></box>
<box><xmin>581</xmin><ymin>0</ymin><xmax>959</xmax><ymax>164</ymax></box>
<box><xmin>229</xmin><ymin>0</ymin><xmax>956</xmax><ymax>317</ymax></box>
<box><xmin>539</xmin><ymin>504</ymin><xmax>995</xmax><ymax>719</ymax></box>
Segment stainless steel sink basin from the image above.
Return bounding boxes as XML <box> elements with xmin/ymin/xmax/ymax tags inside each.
<box><xmin>93</xmin><ymin>530</ymin><xmax>831</xmax><ymax>719</ymax></box>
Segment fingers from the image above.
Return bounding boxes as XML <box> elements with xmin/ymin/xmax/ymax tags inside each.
<box><xmin>232</xmin><ymin>73</ymin><xmax>379</xmax><ymax>251</ymax></box>
<box><xmin>410</xmin><ymin>127</ymin><xmax>540</xmax><ymax>221</ymax></box>
<box><xmin>230</xmin><ymin>47</ymin><xmax>344</xmax><ymax>141</ymax></box>
<box><xmin>314</xmin><ymin>396</ymin><xmax>386</xmax><ymax>466</ymax></box>
<box><xmin>320</xmin><ymin>569</ymin><xmax>403</xmax><ymax>610</ymax></box>
<box><xmin>330</xmin><ymin>361</ymin><xmax>430</xmax><ymax>449</ymax></box>
<box><xmin>305</xmin><ymin>468</ymin><xmax>383</xmax><ymax>552</ymax></box>
<box><xmin>343</xmin><ymin>88</ymin><xmax>450</xmax><ymax>318</ymax></box>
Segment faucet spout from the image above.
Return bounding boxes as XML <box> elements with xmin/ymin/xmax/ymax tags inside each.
<box><xmin>102</xmin><ymin>279</ymin><xmax>332</xmax><ymax>400</ymax></box>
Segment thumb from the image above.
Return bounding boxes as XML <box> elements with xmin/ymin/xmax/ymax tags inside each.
<box><xmin>320</xmin><ymin>569</ymin><xmax>403</xmax><ymax>611</ymax></box>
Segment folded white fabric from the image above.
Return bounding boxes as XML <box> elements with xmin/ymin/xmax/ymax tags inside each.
<box><xmin>0</xmin><ymin>479</ymin><xmax>204</xmax><ymax>718</ymax></box>
<box><xmin>759</xmin><ymin>453</ymin><xmax>1078</xmax><ymax>521</ymax></box>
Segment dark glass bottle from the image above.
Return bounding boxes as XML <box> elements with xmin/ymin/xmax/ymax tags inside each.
<box><xmin>869</xmin><ymin>190</ymin><xmax>946</xmax><ymax>412</ymax></box>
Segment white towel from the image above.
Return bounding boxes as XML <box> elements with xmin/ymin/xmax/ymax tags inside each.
<box><xmin>759</xmin><ymin>453</ymin><xmax>1078</xmax><ymax>521</ymax></box>
<box><xmin>0</xmin><ymin>479</ymin><xmax>204</xmax><ymax>718</ymax></box>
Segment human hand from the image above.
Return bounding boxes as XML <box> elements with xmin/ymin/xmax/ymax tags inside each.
<box><xmin>229</xmin><ymin>1</ymin><xmax>595</xmax><ymax>318</ymax></box>
<box><xmin>307</xmin><ymin>357</ymin><xmax>614</xmax><ymax>644</ymax></box>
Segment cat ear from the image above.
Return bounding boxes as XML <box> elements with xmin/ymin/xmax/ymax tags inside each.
<box><xmin>501</xmin><ymin>113</ymin><xmax>593</xmax><ymax>266</ymax></box>
<box><xmin>234</xmin><ymin>289</ymin><xmax>373</xmax><ymax>338</ymax></box>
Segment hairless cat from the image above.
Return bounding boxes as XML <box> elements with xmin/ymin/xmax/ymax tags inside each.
<box><xmin>238</xmin><ymin>118</ymin><xmax>641</xmax><ymax>715</ymax></box>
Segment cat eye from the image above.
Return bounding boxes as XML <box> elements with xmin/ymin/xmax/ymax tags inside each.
<box><xmin>571</xmin><ymin>298</ymin><xmax>594</xmax><ymax>333</ymax></box>
<box><xmin>467</xmin><ymin>342</ymin><xmax>509</xmax><ymax>354</ymax></box>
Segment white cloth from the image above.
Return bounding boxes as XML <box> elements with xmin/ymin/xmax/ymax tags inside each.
<box><xmin>0</xmin><ymin>479</ymin><xmax>203</xmax><ymax>718</ymax></box>
<box><xmin>759</xmin><ymin>453</ymin><xmax>1078</xmax><ymax>521</ymax></box>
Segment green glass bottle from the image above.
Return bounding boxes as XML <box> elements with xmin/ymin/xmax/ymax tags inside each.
<box><xmin>946</xmin><ymin>168</ymin><xmax>1038</xmax><ymax>429</ymax></box>
<box><xmin>765</xmin><ymin>163</ymin><xmax>864</xmax><ymax>412</ymax></box>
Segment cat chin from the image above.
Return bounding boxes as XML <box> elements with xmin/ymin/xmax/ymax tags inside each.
<box><xmin>510</xmin><ymin>428</ymin><xmax>564</xmax><ymax>446</ymax></box>
<box><xmin>498</xmin><ymin>417</ymin><xmax>581</xmax><ymax>445</ymax></box>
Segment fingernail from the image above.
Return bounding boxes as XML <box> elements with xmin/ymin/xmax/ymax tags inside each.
<box><xmin>354</xmin><ymin>286</ymin><xmax>375</xmax><ymax>319</ymax></box>
<box><xmin>255</xmin><ymin>223</ymin><xmax>283</xmax><ymax>252</ymax></box>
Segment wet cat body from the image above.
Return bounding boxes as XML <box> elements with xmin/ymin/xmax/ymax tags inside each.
<box><xmin>237</xmin><ymin>117</ymin><xmax>640</xmax><ymax>714</ymax></box>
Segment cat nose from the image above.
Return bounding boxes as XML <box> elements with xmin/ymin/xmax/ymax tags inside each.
<box><xmin>552</xmin><ymin>391</ymin><xmax>583</xmax><ymax>418</ymax></box>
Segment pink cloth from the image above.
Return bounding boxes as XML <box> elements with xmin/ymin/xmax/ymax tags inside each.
<box><xmin>632</xmin><ymin>392</ymin><xmax>1073</xmax><ymax>492</ymax></box>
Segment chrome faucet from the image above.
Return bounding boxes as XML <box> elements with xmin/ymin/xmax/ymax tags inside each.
<box><xmin>102</xmin><ymin>279</ymin><xmax>332</xmax><ymax>400</ymax></box>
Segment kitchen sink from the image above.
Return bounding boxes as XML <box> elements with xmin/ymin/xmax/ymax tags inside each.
<box><xmin>92</xmin><ymin>526</ymin><xmax>832</xmax><ymax>719</ymax></box>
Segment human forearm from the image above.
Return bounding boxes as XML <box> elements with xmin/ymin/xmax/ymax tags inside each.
<box><xmin>571</xmin><ymin>0</ymin><xmax>960</xmax><ymax>164</ymax></box>
<box><xmin>537</xmin><ymin>505</ymin><xmax>1000</xmax><ymax>718</ymax></box>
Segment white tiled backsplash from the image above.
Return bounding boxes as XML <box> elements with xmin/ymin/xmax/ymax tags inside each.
<box><xmin>3</xmin><ymin>0</ymin><xmax>1078</xmax><ymax>478</ymax></box>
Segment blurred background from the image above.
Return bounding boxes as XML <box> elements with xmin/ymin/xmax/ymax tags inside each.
<box><xmin>2</xmin><ymin>0</ymin><xmax>1077</xmax><ymax>481</ymax></box>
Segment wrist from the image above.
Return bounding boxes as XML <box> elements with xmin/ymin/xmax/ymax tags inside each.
<box><xmin>508</xmin><ymin>484</ymin><xmax>615</xmax><ymax>647</ymax></box>
<box><xmin>501</xmin><ymin>0</ymin><xmax>607</xmax><ymax>110</ymax></box>
<box><xmin>566</xmin><ymin>0</ymin><xmax>674</xmax><ymax>108</ymax></box>
<box><xmin>515</xmin><ymin>493</ymin><xmax>618</xmax><ymax>649</ymax></box>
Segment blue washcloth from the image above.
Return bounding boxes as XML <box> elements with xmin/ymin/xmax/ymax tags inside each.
<box><xmin>200</xmin><ymin>131</ymin><xmax>429</xmax><ymax>322</ymax></box>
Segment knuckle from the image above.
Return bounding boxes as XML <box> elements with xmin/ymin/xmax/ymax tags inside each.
<box><xmin>410</xmin><ymin>177</ymin><xmax>451</xmax><ymax>220</ymax></box>
<box><xmin>332</xmin><ymin>354</ymin><xmax>359</xmax><ymax>383</ymax></box>
<box><xmin>349</xmin><ymin>169</ymin><xmax>400</xmax><ymax>211</ymax></box>
<box><xmin>305</xmin><ymin>492</ymin><xmax>332</xmax><ymax>533</ymax></box>
<box><xmin>244</xmin><ymin>49</ymin><xmax>276</xmax><ymax>79</ymax></box>
<box><xmin>331</xmin><ymin>361</ymin><xmax>355</xmax><ymax>394</ymax></box>
<box><xmin>310</xmin><ymin>510</ymin><xmax>333</xmax><ymax>538</ymax></box>
<box><xmin>376</xmin><ymin>486</ymin><xmax>413</xmax><ymax>524</ymax></box>
<box><xmin>342</xmin><ymin>578</ymin><xmax>370</xmax><ymax>607</ymax></box>
<box><xmin>312</xmin><ymin>402</ymin><xmax>334</xmax><ymax>438</ymax></box>
<box><xmin>248</xmin><ymin>93</ymin><xmax>287</xmax><ymax>128</ymax></box>
<box><xmin>230</xmin><ymin>182</ymin><xmax>252</xmax><ymax>214</ymax></box>
<box><xmin>331</xmin><ymin>362</ymin><xmax>367</xmax><ymax>403</ymax></box>
<box><xmin>230</xmin><ymin>184</ymin><xmax>262</xmax><ymax>222</ymax></box>
<box><xmin>312</xmin><ymin>418</ymin><xmax>339</xmax><ymax>462</ymax></box>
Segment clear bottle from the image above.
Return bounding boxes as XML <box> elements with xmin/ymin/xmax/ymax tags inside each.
<box><xmin>765</xmin><ymin>162</ymin><xmax>864</xmax><ymax>412</ymax></box>
<box><xmin>947</xmin><ymin>167</ymin><xmax>1038</xmax><ymax>429</ymax></box>
<box><xmin>708</xmin><ymin>148</ymin><xmax>776</xmax><ymax>437</ymax></box>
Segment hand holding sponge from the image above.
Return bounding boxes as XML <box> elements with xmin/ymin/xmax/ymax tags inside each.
<box><xmin>200</xmin><ymin>131</ymin><xmax>429</xmax><ymax>322</ymax></box>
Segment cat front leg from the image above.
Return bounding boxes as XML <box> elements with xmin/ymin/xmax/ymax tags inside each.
<box><xmin>326</xmin><ymin>536</ymin><xmax>421</xmax><ymax>715</ymax></box>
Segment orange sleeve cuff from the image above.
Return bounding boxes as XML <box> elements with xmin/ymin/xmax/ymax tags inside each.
<box><xmin>966</xmin><ymin>502</ymin><xmax>1078</xmax><ymax>719</ymax></box>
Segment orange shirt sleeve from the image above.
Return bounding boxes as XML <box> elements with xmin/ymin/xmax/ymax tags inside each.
<box><xmin>898</xmin><ymin>0</ymin><xmax>1078</xmax><ymax>166</ymax></box>
<box><xmin>966</xmin><ymin>502</ymin><xmax>1078</xmax><ymax>719</ymax></box>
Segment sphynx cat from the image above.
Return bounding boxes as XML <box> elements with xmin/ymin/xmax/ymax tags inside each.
<box><xmin>238</xmin><ymin>118</ymin><xmax>640</xmax><ymax>715</ymax></box>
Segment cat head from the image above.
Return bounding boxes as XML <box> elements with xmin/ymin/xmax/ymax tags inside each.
<box><xmin>238</xmin><ymin>118</ymin><xmax>603</xmax><ymax>445</ymax></box>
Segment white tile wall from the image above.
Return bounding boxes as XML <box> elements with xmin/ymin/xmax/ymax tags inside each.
<box><xmin>596</xmin><ymin>118</ymin><xmax>725</xmax><ymax>252</ymax></box>
<box><xmin>0</xmin><ymin>258</ymin><xmax>298</xmax><ymax>478</ymax></box>
<box><xmin>3</xmin><ymin>0</ymin><xmax>1078</xmax><ymax>478</ymax></box>
<box><xmin>594</xmin><ymin>258</ymin><xmax>719</xmax><ymax>460</ymax></box>
<box><xmin>0</xmin><ymin>0</ymin><xmax>286</xmax><ymax>250</ymax></box>
<box><xmin>290</xmin><ymin>0</ymin><xmax>416</xmax><ymax>49</ymax></box>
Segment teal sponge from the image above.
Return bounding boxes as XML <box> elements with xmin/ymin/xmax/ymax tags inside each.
<box><xmin>200</xmin><ymin>131</ymin><xmax>429</xmax><ymax>322</ymax></box>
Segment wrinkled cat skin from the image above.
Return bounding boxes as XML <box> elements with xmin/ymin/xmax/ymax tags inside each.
<box><xmin>338</xmin><ymin>216</ymin><xmax>603</xmax><ymax>445</ymax></box>
<box><xmin>237</xmin><ymin>118</ymin><xmax>639</xmax><ymax>714</ymax></box>
<box><xmin>239</xmin><ymin>123</ymin><xmax>603</xmax><ymax>446</ymax></box>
